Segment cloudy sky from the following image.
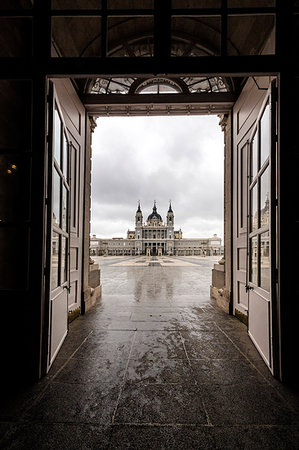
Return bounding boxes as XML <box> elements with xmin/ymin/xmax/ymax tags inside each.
<box><xmin>91</xmin><ymin>115</ymin><xmax>224</xmax><ymax>240</ymax></box>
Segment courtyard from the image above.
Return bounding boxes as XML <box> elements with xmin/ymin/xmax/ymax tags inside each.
<box><xmin>1</xmin><ymin>256</ymin><xmax>299</xmax><ymax>449</ymax></box>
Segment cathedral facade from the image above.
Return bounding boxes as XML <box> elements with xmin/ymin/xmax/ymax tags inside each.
<box><xmin>90</xmin><ymin>202</ymin><xmax>222</xmax><ymax>257</ymax></box>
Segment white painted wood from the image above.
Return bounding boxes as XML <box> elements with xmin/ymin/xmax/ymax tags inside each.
<box><xmin>248</xmin><ymin>288</ymin><xmax>271</xmax><ymax>367</ymax></box>
<box><xmin>47</xmin><ymin>85</ymin><xmax>70</xmax><ymax>369</ymax></box>
<box><xmin>46</xmin><ymin>80</ymin><xmax>86</xmax><ymax>371</ymax></box>
<box><xmin>50</xmin><ymin>289</ymin><xmax>68</xmax><ymax>365</ymax></box>
<box><xmin>247</xmin><ymin>90</ymin><xmax>274</xmax><ymax>373</ymax></box>
<box><xmin>233</xmin><ymin>78</ymin><xmax>268</xmax><ymax>317</ymax></box>
<box><xmin>54</xmin><ymin>79</ymin><xmax>86</xmax><ymax>313</ymax></box>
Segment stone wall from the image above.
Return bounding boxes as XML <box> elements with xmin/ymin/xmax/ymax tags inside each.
<box><xmin>85</xmin><ymin>261</ymin><xmax>102</xmax><ymax>312</ymax></box>
<box><xmin>210</xmin><ymin>113</ymin><xmax>232</xmax><ymax>313</ymax></box>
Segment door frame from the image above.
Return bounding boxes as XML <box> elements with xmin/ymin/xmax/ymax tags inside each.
<box><xmin>43</xmin><ymin>81</ymin><xmax>71</xmax><ymax>373</ymax></box>
<box><xmin>246</xmin><ymin>80</ymin><xmax>279</xmax><ymax>375</ymax></box>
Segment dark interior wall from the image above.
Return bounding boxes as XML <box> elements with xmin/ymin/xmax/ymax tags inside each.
<box><xmin>0</xmin><ymin>79</ymin><xmax>46</xmax><ymax>387</ymax></box>
<box><xmin>278</xmin><ymin>74</ymin><xmax>299</xmax><ymax>386</ymax></box>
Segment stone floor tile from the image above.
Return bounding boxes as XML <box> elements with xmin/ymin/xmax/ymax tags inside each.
<box><xmin>114</xmin><ymin>384</ymin><xmax>208</xmax><ymax>425</ymax></box>
<box><xmin>111</xmin><ymin>321</ymin><xmax>177</xmax><ymax>331</ymax></box>
<box><xmin>200</xmin><ymin>383</ymin><xmax>299</xmax><ymax>426</ymax></box>
<box><xmin>23</xmin><ymin>382</ymin><xmax>120</xmax><ymax>425</ymax></box>
<box><xmin>54</xmin><ymin>331</ymin><xmax>94</xmax><ymax>359</ymax></box>
<box><xmin>72</xmin><ymin>335</ymin><xmax>133</xmax><ymax>361</ymax></box>
<box><xmin>190</xmin><ymin>358</ymin><xmax>267</xmax><ymax>385</ymax></box>
<box><xmin>54</xmin><ymin>357</ymin><xmax>127</xmax><ymax>385</ymax></box>
<box><xmin>109</xmin><ymin>424</ymin><xmax>216</xmax><ymax>449</ymax></box>
<box><xmin>130</xmin><ymin>312</ymin><xmax>183</xmax><ymax>322</ymax></box>
<box><xmin>184</xmin><ymin>341</ymin><xmax>243</xmax><ymax>360</ymax></box>
<box><xmin>181</xmin><ymin>329</ymin><xmax>232</xmax><ymax>344</ymax></box>
<box><xmin>130</xmin><ymin>330</ymin><xmax>187</xmax><ymax>361</ymax></box>
<box><xmin>0</xmin><ymin>423</ymin><xmax>112</xmax><ymax>450</ymax></box>
<box><xmin>125</xmin><ymin>358</ymin><xmax>195</xmax><ymax>385</ymax></box>
<box><xmin>86</xmin><ymin>330</ymin><xmax>136</xmax><ymax>342</ymax></box>
<box><xmin>214</xmin><ymin>425</ymin><xmax>299</xmax><ymax>449</ymax></box>
<box><xmin>0</xmin><ymin>382</ymin><xmax>47</xmax><ymax>422</ymax></box>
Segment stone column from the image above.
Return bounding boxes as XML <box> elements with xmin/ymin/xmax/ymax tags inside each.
<box><xmin>83</xmin><ymin>116</ymin><xmax>102</xmax><ymax>313</ymax></box>
<box><xmin>210</xmin><ymin>113</ymin><xmax>232</xmax><ymax>314</ymax></box>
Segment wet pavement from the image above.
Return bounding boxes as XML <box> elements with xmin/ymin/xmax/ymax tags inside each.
<box><xmin>1</xmin><ymin>256</ymin><xmax>299</xmax><ymax>449</ymax></box>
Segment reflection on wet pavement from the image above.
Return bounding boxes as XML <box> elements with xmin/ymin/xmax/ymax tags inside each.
<box><xmin>1</xmin><ymin>256</ymin><xmax>299</xmax><ymax>449</ymax></box>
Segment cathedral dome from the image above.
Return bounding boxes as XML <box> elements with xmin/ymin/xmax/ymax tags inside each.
<box><xmin>147</xmin><ymin>202</ymin><xmax>162</xmax><ymax>222</ymax></box>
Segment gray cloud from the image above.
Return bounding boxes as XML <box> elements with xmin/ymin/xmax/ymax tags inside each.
<box><xmin>91</xmin><ymin>115</ymin><xmax>224</xmax><ymax>240</ymax></box>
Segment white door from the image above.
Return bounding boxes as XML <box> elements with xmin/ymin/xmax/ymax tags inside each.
<box><xmin>47</xmin><ymin>84</ymin><xmax>70</xmax><ymax>368</ymax></box>
<box><xmin>247</xmin><ymin>85</ymin><xmax>277</xmax><ymax>371</ymax></box>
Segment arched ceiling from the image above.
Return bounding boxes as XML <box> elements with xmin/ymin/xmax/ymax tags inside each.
<box><xmin>49</xmin><ymin>2</ymin><xmax>275</xmax><ymax>115</ymax></box>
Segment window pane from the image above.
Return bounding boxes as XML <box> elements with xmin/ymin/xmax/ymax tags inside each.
<box><xmin>54</xmin><ymin>108</ymin><xmax>61</xmax><ymax>165</ymax></box>
<box><xmin>260</xmin><ymin>103</ymin><xmax>270</xmax><ymax>168</ymax></box>
<box><xmin>53</xmin><ymin>168</ymin><xmax>61</xmax><ymax>227</ymax></box>
<box><xmin>62</xmin><ymin>184</ymin><xmax>67</xmax><ymax>232</ymax></box>
<box><xmin>172</xmin><ymin>0</ymin><xmax>221</xmax><ymax>7</ymax></box>
<box><xmin>61</xmin><ymin>236</ymin><xmax>67</xmax><ymax>284</ymax></box>
<box><xmin>227</xmin><ymin>15</ymin><xmax>275</xmax><ymax>56</ymax></box>
<box><xmin>51</xmin><ymin>231</ymin><xmax>60</xmax><ymax>290</ymax></box>
<box><xmin>250</xmin><ymin>236</ymin><xmax>258</xmax><ymax>285</ymax></box>
<box><xmin>0</xmin><ymin>18</ymin><xmax>32</xmax><ymax>57</ymax></box>
<box><xmin>52</xmin><ymin>17</ymin><xmax>101</xmax><ymax>57</ymax></box>
<box><xmin>250</xmin><ymin>183</ymin><xmax>258</xmax><ymax>232</ymax></box>
<box><xmin>251</xmin><ymin>131</ymin><xmax>258</xmax><ymax>179</ymax></box>
<box><xmin>70</xmin><ymin>144</ymin><xmax>77</xmax><ymax>228</ymax></box>
<box><xmin>228</xmin><ymin>0</ymin><xmax>275</xmax><ymax>6</ymax></box>
<box><xmin>260</xmin><ymin>231</ymin><xmax>270</xmax><ymax>291</ymax></box>
<box><xmin>171</xmin><ymin>16</ymin><xmax>221</xmax><ymax>56</ymax></box>
<box><xmin>108</xmin><ymin>0</ymin><xmax>153</xmax><ymax>8</ymax></box>
<box><xmin>107</xmin><ymin>17</ymin><xmax>154</xmax><ymax>57</ymax></box>
<box><xmin>52</xmin><ymin>0</ymin><xmax>101</xmax><ymax>8</ymax></box>
<box><xmin>0</xmin><ymin>0</ymin><xmax>33</xmax><ymax>8</ymax></box>
<box><xmin>249</xmin><ymin>236</ymin><xmax>257</xmax><ymax>285</ymax></box>
<box><xmin>63</xmin><ymin>133</ymin><xmax>68</xmax><ymax>179</ymax></box>
<box><xmin>260</xmin><ymin>166</ymin><xmax>270</xmax><ymax>228</ymax></box>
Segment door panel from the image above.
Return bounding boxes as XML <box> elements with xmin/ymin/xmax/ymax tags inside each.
<box><xmin>247</xmin><ymin>91</ymin><xmax>274</xmax><ymax>371</ymax></box>
<box><xmin>235</xmin><ymin>139</ymin><xmax>248</xmax><ymax>311</ymax></box>
<box><xmin>53</xmin><ymin>80</ymin><xmax>85</xmax><ymax>314</ymax></box>
<box><xmin>47</xmin><ymin>85</ymin><xmax>70</xmax><ymax>368</ymax></box>
<box><xmin>50</xmin><ymin>289</ymin><xmax>68</xmax><ymax>364</ymax></box>
<box><xmin>233</xmin><ymin>78</ymin><xmax>269</xmax><ymax>316</ymax></box>
<box><xmin>233</xmin><ymin>77</ymin><xmax>277</xmax><ymax>374</ymax></box>
<box><xmin>248</xmin><ymin>289</ymin><xmax>270</xmax><ymax>365</ymax></box>
<box><xmin>45</xmin><ymin>79</ymin><xmax>86</xmax><ymax>371</ymax></box>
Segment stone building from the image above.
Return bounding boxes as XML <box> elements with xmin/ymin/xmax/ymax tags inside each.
<box><xmin>90</xmin><ymin>201</ymin><xmax>222</xmax><ymax>256</ymax></box>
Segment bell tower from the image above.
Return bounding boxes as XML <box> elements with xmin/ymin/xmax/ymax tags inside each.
<box><xmin>135</xmin><ymin>201</ymin><xmax>143</xmax><ymax>255</ymax></box>
<box><xmin>166</xmin><ymin>201</ymin><xmax>174</xmax><ymax>255</ymax></box>
<box><xmin>135</xmin><ymin>200</ymin><xmax>143</xmax><ymax>227</ymax></box>
<box><xmin>166</xmin><ymin>201</ymin><xmax>174</xmax><ymax>226</ymax></box>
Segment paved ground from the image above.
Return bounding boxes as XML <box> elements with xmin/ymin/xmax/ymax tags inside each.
<box><xmin>1</xmin><ymin>256</ymin><xmax>299</xmax><ymax>449</ymax></box>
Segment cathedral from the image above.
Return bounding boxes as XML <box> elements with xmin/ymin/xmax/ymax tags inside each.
<box><xmin>127</xmin><ymin>201</ymin><xmax>179</xmax><ymax>256</ymax></box>
<box><xmin>90</xmin><ymin>202</ymin><xmax>221</xmax><ymax>257</ymax></box>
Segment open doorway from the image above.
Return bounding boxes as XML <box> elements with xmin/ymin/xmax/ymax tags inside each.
<box><xmin>89</xmin><ymin>113</ymin><xmax>224</xmax><ymax>315</ymax></box>
<box><xmin>90</xmin><ymin>115</ymin><xmax>224</xmax><ymax>252</ymax></box>
<box><xmin>44</xmin><ymin>74</ymin><xmax>278</xmax><ymax>383</ymax></box>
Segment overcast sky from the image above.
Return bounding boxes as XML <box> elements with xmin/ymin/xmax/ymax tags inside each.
<box><xmin>91</xmin><ymin>115</ymin><xmax>224</xmax><ymax>241</ymax></box>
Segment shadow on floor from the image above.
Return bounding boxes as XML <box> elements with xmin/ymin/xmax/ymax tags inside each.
<box><xmin>1</xmin><ymin>260</ymin><xmax>299</xmax><ymax>449</ymax></box>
